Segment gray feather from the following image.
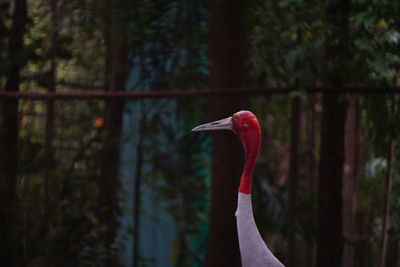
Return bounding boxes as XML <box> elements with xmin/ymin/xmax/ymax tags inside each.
<box><xmin>236</xmin><ymin>193</ymin><xmax>285</xmax><ymax>267</ymax></box>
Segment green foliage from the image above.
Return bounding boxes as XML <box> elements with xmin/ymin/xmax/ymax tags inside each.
<box><xmin>351</xmin><ymin>0</ymin><xmax>400</xmax><ymax>83</ymax></box>
<box><xmin>249</xmin><ymin>0</ymin><xmax>325</xmax><ymax>87</ymax></box>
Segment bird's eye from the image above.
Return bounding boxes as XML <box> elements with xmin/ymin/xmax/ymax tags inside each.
<box><xmin>233</xmin><ymin>114</ymin><xmax>240</xmax><ymax>121</ymax></box>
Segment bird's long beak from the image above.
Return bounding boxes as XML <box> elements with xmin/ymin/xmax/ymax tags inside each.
<box><xmin>191</xmin><ymin>116</ymin><xmax>233</xmax><ymax>132</ymax></box>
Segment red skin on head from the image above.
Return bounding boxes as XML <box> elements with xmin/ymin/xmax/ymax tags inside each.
<box><xmin>232</xmin><ymin>111</ymin><xmax>261</xmax><ymax>195</ymax></box>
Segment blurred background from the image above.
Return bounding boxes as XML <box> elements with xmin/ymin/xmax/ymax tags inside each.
<box><xmin>0</xmin><ymin>0</ymin><xmax>399</xmax><ymax>266</ymax></box>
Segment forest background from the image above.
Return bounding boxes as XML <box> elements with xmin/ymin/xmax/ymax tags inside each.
<box><xmin>0</xmin><ymin>0</ymin><xmax>399</xmax><ymax>266</ymax></box>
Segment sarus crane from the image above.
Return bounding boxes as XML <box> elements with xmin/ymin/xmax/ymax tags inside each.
<box><xmin>192</xmin><ymin>110</ymin><xmax>285</xmax><ymax>267</ymax></box>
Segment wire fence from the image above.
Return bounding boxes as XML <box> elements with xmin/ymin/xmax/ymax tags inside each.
<box><xmin>0</xmin><ymin>86</ymin><xmax>399</xmax><ymax>100</ymax></box>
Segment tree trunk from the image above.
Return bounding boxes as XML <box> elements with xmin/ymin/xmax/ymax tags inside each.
<box><xmin>42</xmin><ymin>0</ymin><xmax>58</xmax><ymax>245</ymax></box>
<box><xmin>343</xmin><ymin>98</ymin><xmax>358</xmax><ymax>267</ymax></box>
<box><xmin>206</xmin><ymin>0</ymin><xmax>247</xmax><ymax>266</ymax></box>
<box><xmin>378</xmin><ymin>95</ymin><xmax>397</xmax><ymax>267</ymax></box>
<box><xmin>133</xmin><ymin>131</ymin><xmax>143</xmax><ymax>267</ymax></box>
<box><xmin>317</xmin><ymin>93</ymin><xmax>347</xmax><ymax>267</ymax></box>
<box><xmin>387</xmin><ymin>235</ymin><xmax>399</xmax><ymax>267</ymax></box>
<box><xmin>287</xmin><ymin>28</ymin><xmax>303</xmax><ymax>267</ymax></box>
<box><xmin>379</xmin><ymin>139</ymin><xmax>395</xmax><ymax>267</ymax></box>
<box><xmin>0</xmin><ymin>0</ymin><xmax>27</xmax><ymax>265</ymax></box>
<box><xmin>317</xmin><ymin>0</ymin><xmax>350</xmax><ymax>266</ymax></box>
<box><xmin>306</xmin><ymin>93</ymin><xmax>318</xmax><ymax>267</ymax></box>
<box><xmin>288</xmin><ymin>96</ymin><xmax>300</xmax><ymax>267</ymax></box>
<box><xmin>42</xmin><ymin>1</ymin><xmax>58</xmax><ymax>265</ymax></box>
<box><xmin>99</xmin><ymin>2</ymin><xmax>128</xmax><ymax>266</ymax></box>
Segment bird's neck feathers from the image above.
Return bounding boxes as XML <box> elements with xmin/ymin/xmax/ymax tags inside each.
<box><xmin>238</xmin><ymin>128</ymin><xmax>260</xmax><ymax>195</ymax></box>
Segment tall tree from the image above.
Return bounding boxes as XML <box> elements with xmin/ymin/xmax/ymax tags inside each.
<box><xmin>287</xmin><ymin>95</ymin><xmax>300</xmax><ymax>267</ymax></box>
<box><xmin>42</xmin><ymin>0</ymin><xmax>58</xmax><ymax>240</ymax></box>
<box><xmin>317</xmin><ymin>0</ymin><xmax>350</xmax><ymax>266</ymax></box>
<box><xmin>0</xmin><ymin>0</ymin><xmax>27</xmax><ymax>265</ymax></box>
<box><xmin>379</xmin><ymin>95</ymin><xmax>397</xmax><ymax>267</ymax></box>
<box><xmin>206</xmin><ymin>0</ymin><xmax>247</xmax><ymax>266</ymax></box>
<box><xmin>99</xmin><ymin>1</ymin><xmax>129</xmax><ymax>265</ymax></box>
<box><xmin>343</xmin><ymin>98</ymin><xmax>358</xmax><ymax>267</ymax></box>
<box><xmin>306</xmin><ymin>94</ymin><xmax>319</xmax><ymax>267</ymax></box>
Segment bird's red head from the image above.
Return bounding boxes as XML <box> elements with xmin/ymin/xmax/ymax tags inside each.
<box><xmin>192</xmin><ymin>110</ymin><xmax>261</xmax><ymax>194</ymax></box>
<box><xmin>192</xmin><ymin>110</ymin><xmax>260</xmax><ymax>146</ymax></box>
<box><xmin>192</xmin><ymin>110</ymin><xmax>260</xmax><ymax>152</ymax></box>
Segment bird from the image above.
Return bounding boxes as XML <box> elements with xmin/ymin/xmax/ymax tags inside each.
<box><xmin>192</xmin><ymin>110</ymin><xmax>284</xmax><ymax>267</ymax></box>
